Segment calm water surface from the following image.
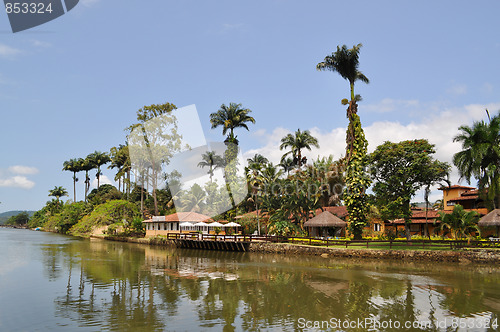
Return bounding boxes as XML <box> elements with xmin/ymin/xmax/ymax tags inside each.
<box><xmin>0</xmin><ymin>228</ymin><xmax>499</xmax><ymax>331</ymax></box>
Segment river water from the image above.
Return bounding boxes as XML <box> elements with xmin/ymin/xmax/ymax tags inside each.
<box><xmin>0</xmin><ymin>228</ymin><xmax>499</xmax><ymax>331</ymax></box>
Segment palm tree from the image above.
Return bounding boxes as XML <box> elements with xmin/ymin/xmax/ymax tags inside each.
<box><xmin>279</xmin><ymin>129</ymin><xmax>319</xmax><ymax>169</ymax></box>
<box><xmin>180</xmin><ymin>184</ymin><xmax>206</xmax><ymax>213</ymax></box>
<box><xmin>255</xmin><ymin>163</ymin><xmax>283</xmax><ymax>235</ymax></box>
<box><xmin>87</xmin><ymin>151</ymin><xmax>111</xmax><ymax>189</ymax></box>
<box><xmin>109</xmin><ymin>144</ymin><xmax>131</xmax><ymax>194</ymax></box>
<box><xmin>80</xmin><ymin>157</ymin><xmax>95</xmax><ymax>202</ymax></box>
<box><xmin>210</xmin><ymin>102</ymin><xmax>255</xmax><ymax>145</ymax></box>
<box><xmin>436</xmin><ymin>204</ymin><xmax>480</xmax><ymax>240</ymax></box>
<box><xmin>49</xmin><ymin>186</ymin><xmax>68</xmax><ymax>202</ymax></box>
<box><xmin>198</xmin><ymin>151</ymin><xmax>225</xmax><ymax>182</ymax></box>
<box><xmin>432</xmin><ymin>199</ymin><xmax>444</xmax><ymax>211</ymax></box>
<box><xmin>247</xmin><ymin>154</ymin><xmax>269</xmax><ymax>167</ymax></box>
<box><xmin>279</xmin><ymin>157</ymin><xmax>295</xmax><ymax>177</ymax></box>
<box><xmin>210</xmin><ymin>103</ymin><xmax>255</xmax><ymax>214</ymax></box>
<box><xmin>62</xmin><ymin>158</ymin><xmax>82</xmax><ymax>202</ymax></box>
<box><xmin>316</xmin><ymin>43</ymin><xmax>369</xmax><ymax>158</ymax></box>
<box><xmin>453</xmin><ymin>111</ymin><xmax>500</xmax><ymax>210</ymax></box>
<box><xmin>317</xmin><ymin>43</ymin><xmax>370</xmax><ymax>240</ymax></box>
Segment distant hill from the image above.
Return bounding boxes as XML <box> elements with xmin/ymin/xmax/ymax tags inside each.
<box><xmin>0</xmin><ymin>211</ymin><xmax>35</xmax><ymax>225</ymax></box>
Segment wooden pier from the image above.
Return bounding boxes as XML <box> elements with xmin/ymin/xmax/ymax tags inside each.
<box><xmin>173</xmin><ymin>238</ymin><xmax>250</xmax><ymax>251</ymax></box>
<box><xmin>164</xmin><ymin>233</ymin><xmax>270</xmax><ymax>252</ymax></box>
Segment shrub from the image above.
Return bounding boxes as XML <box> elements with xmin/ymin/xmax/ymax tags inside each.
<box><xmin>69</xmin><ymin>200</ymin><xmax>139</xmax><ymax>236</ymax></box>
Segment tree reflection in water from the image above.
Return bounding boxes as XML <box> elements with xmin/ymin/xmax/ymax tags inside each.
<box><xmin>40</xmin><ymin>238</ymin><xmax>500</xmax><ymax>331</ymax></box>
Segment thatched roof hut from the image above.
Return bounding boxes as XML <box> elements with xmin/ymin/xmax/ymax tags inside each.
<box><xmin>304</xmin><ymin>211</ymin><xmax>346</xmax><ymax>228</ymax></box>
<box><xmin>478</xmin><ymin>209</ymin><xmax>500</xmax><ymax>227</ymax></box>
<box><xmin>478</xmin><ymin>209</ymin><xmax>500</xmax><ymax>237</ymax></box>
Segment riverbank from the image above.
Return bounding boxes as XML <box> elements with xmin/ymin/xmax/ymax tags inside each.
<box><xmin>92</xmin><ymin>234</ymin><xmax>500</xmax><ymax>264</ymax></box>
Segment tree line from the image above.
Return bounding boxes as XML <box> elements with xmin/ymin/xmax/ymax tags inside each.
<box><xmin>24</xmin><ymin>44</ymin><xmax>499</xmax><ymax>240</ymax></box>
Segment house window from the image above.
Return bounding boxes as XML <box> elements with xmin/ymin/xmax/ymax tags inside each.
<box><xmin>373</xmin><ymin>224</ymin><xmax>381</xmax><ymax>232</ymax></box>
<box><xmin>447</xmin><ymin>201</ymin><xmax>456</xmax><ymax>206</ymax></box>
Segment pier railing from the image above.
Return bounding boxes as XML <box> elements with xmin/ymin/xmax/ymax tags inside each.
<box><xmin>163</xmin><ymin>233</ymin><xmax>500</xmax><ymax>250</ymax></box>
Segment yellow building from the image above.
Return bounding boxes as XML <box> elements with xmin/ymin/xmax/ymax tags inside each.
<box><xmin>439</xmin><ymin>185</ymin><xmax>489</xmax><ymax>215</ymax></box>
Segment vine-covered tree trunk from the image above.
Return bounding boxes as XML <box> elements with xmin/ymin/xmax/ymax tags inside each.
<box><xmin>344</xmin><ymin>102</ymin><xmax>371</xmax><ymax>240</ymax></box>
<box><xmin>224</xmin><ymin>139</ymin><xmax>239</xmax><ymax>222</ymax></box>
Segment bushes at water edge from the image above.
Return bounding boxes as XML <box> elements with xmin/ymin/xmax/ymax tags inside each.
<box><xmin>68</xmin><ymin>200</ymin><xmax>140</xmax><ymax>236</ymax></box>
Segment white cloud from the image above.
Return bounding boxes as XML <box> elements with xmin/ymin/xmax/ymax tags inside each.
<box><xmin>364</xmin><ymin>98</ymin><xmax>420</xmax><ymax>113</ymax></box>
<box><xmin>0</xmin><ymin>43</ymin><xmax>22</xmax><ymax>58</ymax></box>
<box><xmin>91</xmin><ymin>175</ymin><xmax>114</xmax><ymax>189</ymax></box>
<box><xmin>0</xmin><ymin>176</ymin><xmax>35</xmax><ymax>189</ymax></box>
<box><xmin>8</xmin><ymin>165</ymin><xmax>39</xmax><ymax>175</ymax></box>
<box><xmin>243</xmin><ymin>101</ymin><xmax>500</xmax><ymax>201</ymax></box>
<box><xmin>0</xmin><ymin>165</ymin><xmax>38</xmax><ymax>189</ymax></box>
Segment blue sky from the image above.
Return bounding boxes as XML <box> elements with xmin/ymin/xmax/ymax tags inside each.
<box><xmin>1</xmin><ymin>0</ymin><xmax>500</xmax><ymax>212</ymax></box>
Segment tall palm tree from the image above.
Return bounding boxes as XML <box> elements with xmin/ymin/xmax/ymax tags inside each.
<box><xmin>453</xmin><ymin>111</ymin><xmax>500</xmax><ymax>210</ymax></box>
<box><xmin>210</xmin><ymin>102</ymin><xmax>255</xmax><ymax>145</ymax></box>
<box><xmin>87</xmin><ymin>151</ymin><xmax>111</xmax><ymax>189</ymax></box>
<box><xmin>80</xmin><ymin>157</ymin><xmax>95</xmax><ymax>202</ymax></box>
<box><xmin>109</xmin><ymin>144</ymin><xmax>131</xmax><ymax>194</ymax></box>
<box><xmin>210</xmin><ymin>103</ymin><xmax>255</xmax><ymax>214</ymax></box>
<box><xmin>245</xmin><ymin>154</ymin><xmax>269</xmax><ymax>231</ymax></box>
<box><xmin>198</xmin><ymin>151</ymin><xmax>225</xmax><ymax>182</ymax></box>
<box><xmin>317</xmin><ymin>43</ymin><xmax>370</xmax><ymax>240</ymax></box>
<box><xmin>49</xmin><ymin>186</ymin><xmax>68</xmax><ymax>202</ymax></box>
<box><xmin>62</xmin><ymin>158</ymin><xmax>81</xmax><ymax>202</ymax></box>
<box><xmin>279</xmin><ymin>129</ymin><xmax>319</xmax><ymax>169</ymax></box>
<box><xmin>317</xmin><ymin>43</ymin><xmax>369</xmax><ymax>158</ymax></box>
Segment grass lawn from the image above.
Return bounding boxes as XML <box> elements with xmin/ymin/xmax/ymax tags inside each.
<box><xmin>287</xmin><ymin>238</ymin><xmax>498</xmax><ymax>251</ymax></box>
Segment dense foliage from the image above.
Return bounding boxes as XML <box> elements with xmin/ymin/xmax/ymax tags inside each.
<box><xmin>69</xmin><ymin>200</ymin><xmax>140</xmax><ymax>236</ymax></box>
<box><xmin>453</xmin><ymin>110</ymin><xmax>500</xmax><ymax>210</ymax></box>
<box><xmin>370</xmin><ymin>139</ymin><xmax>450</xmax><ymax>239</ymax></box>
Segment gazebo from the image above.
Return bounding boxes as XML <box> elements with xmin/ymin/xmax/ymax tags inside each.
<box><xmin>478</xmin><ymin>209</ymin><xmax>500</xmax><ymax>238</ymax></box>
<box><xmin>304</xmin><ymin>211</ymin><xmax>346</xmax><ymax>238</ymax></box>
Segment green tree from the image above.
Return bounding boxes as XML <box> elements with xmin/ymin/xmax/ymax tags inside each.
<box><xmin>244</xmin><ymin>154</ymin><xmax>270</xmax><ymax>235</ymax></box>
<box><xmin>436</xmin><ymin>204</ymin><xmax>480</xmax><ymax>240</ymax></box>
<box><xmin>279</xmin><ymin>157</ymin><xmax>295</xmax><ymax>177</ymax></box>
<box><xmin>6</xmin><ymin>211</ymin><xmax>30</xmax><ymax>226</ymax></box>
<box><xmin>109</xmin><ymin>144</ymin><xmax>131</xmax><ymax>195</ymax></box>
<box><xmin>209</xmin><ymin>102</ymin><xmax>255</xmax><ymax>145</ymax></box>
<box><xmin>210</xmin><ymin>103</ymin><xmax>255</xmax><ymax>216</ymax></box>
<box><xmin>279</xmin><ymin>129</ymin><xmax>319</xmax><ymax>169</ymax></box>
<box><xmin>317</xmin><ymin>43</ymin><xmax>371</xmax><ymax>239</ymax></box>
<box><xmin>306</xmin><ymin>155</ymin><xmax>345</xmax><ymax>207</ymax></box>
<box><xmin>453</xmin><ymin>110</ymin><xmax>500</xmax><ymax>210</ymax></box>
<box><xmin>181</xmin><ymin>183</ymin><xmax>206</xmax><ymax>213</ymax></box>
<box><xmin>80</xmin><ymin>156</ymin><xmax>95</xmax><ymax>202</ymax></box>
<box><xmin>87</xmin><ymin>151</ymin><xmax>111</xmax><ymax>189</ymax></box>
<box><xmin>198</xmin><ymin>151</ymin><xmax>225</xmax><ymax>182</ymax></box>
<box><xmin>62</xmin><ymin>158</ymin><xmax>82</xmax><ymax>202</ymax></box>
<box><xmin>369</xmin><ymin>139</ymin><xmax>450</xmax><ymax>239</ymax></box>
<box><xmin>49</xmin><ymin>186</ymin><xmax>68</xmax><ymax>202</ymax></box>
<box><xmin>127</xmin><ymin>102</ymin><xmax>182</xmax><ymax>216</ymax></box>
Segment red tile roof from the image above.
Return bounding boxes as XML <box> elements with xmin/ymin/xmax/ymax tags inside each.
<box><xmin>438</xmin><ymin>185</ymin><xmax>476</xmax><ymax>190</ymax></box>
<box><xmin>448</xmin><ymin>195</ymin><xmax>479</xmax><ymax>202</ymax></box>
<box><xmin>391</xmin><ymin>209</ymin><xmax>450</xmax><ymax>224</ymax></box>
